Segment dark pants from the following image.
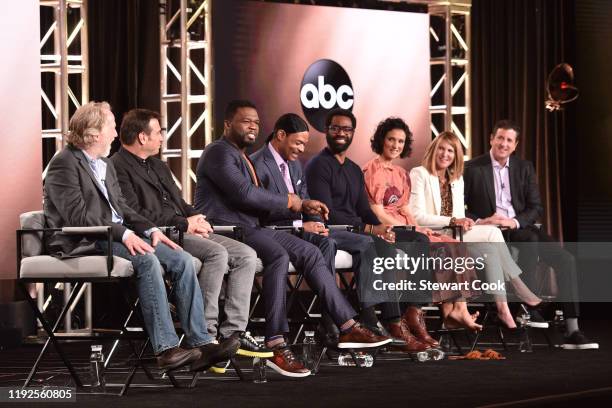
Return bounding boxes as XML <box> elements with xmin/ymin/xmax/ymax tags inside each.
<box><xmin>334</xmin><ymin>229</ymin><xmax>431</xmax><ymax>320</ymax></box>
<box><xmin>242</xmin><ymin>226</ymin><xmax>356</xmax><ymax>339</ymax></box>
<box><xmin>507</xmin><ymin>225</ymin><xmax>580</xmax><ymax>317</ymax></box>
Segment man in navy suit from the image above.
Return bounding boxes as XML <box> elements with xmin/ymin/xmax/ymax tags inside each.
<box><xmin>250</xmin><ymin>113</ymin><xmax>378</xmax><ymax>344</ymax></box>
<box><xmin>464</xmin><ymin>119</ymin><xmax>597</xmax><ymax>349</ymax></box>
<box><xmin>194</xmin><ymin>100</ymin><xmax>390</xmax><ymax>377</ymax></box>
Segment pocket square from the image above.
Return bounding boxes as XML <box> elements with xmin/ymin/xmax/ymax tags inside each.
<box><xmin>296</xmin><ymin>179</ymin><xmax>302</xmax><ymax>186</ymax></box>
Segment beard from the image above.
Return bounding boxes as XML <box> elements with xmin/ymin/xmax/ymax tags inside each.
<box><xmin>326</xmin><ymin>133</ymin><xmax>353</xmax><ymax>154</ymax></box>
<box><xmin>229</xmin><ymin>127</ymin><xmax>257</xmax><ymax>149</ymax></box>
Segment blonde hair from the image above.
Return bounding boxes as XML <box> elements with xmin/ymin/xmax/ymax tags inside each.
<box><xmin>421</xmin><ymin>131</ymin><xmax>464</xmax><ymax>182</ymax></box>
<box><xmin>65</xmin><ymin>101</ymin><xmax>112</xmax><ymax>149</ymax></box>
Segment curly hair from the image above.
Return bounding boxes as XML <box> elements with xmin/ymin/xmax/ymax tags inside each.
<box><xmin>65</xmin><ymin>101</ymin><xmax>112</xmax><ymax>149</ymax></box>
<box><xmin>370</xmin><ymin>117</ymin><xmax>413</xmax><ymax>158</ymax></box>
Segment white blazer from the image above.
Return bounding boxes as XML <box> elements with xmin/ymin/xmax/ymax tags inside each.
<box><xmin>409</xmin><ymin>166</ymin><xmax>465</xmax><ymax>227</ymax></box>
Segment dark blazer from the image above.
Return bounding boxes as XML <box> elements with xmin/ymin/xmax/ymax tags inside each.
<box><xmin>250</xmin><ymin>143</ymin><xmax>321</xmax><ymax>225</ymax></box>
<box><xmin>194</xmin><ymin>137</ymin><xmax>289</xmax><ymax>227</ymax></box>
<box><xmin>464</xmin><ymin>153</ymin><xmax>543</xmax><ymax>228</ymax></box>
<box><xmin>43</xmin><ymin>145</ymin><xmax>155</xmax><ymax>257</ymax></box>
<box><xmin>110</xmin><ymin>147</ymin><xmax>199</xmax><ymax>232</ymax></box>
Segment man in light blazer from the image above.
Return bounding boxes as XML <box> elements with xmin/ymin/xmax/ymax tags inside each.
<box><xmin>110</xmin><ymin>108</ymin><xmax>267</xmax><ymax>360</ymax></box>
<box><xmin>464</xmin><ymin>119</ymin><xmax>597</xmax><ymax>349</ymax></box>
<box><xmin>44</xmin><ymin>102</ymin><xmax>238</xmax><ymax>373</ymax></box>
<box><xmin>194</xmin><ymin>100</ymin><xmax>391</xmax><ymax>377</ymax></box>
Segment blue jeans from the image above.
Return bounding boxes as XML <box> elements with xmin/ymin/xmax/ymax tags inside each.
<box><xmin>98</xmin><ymin>239</ymin><xmax>212</xmax><ymax>354</ymax></box>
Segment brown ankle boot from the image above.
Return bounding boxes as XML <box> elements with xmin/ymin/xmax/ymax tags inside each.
<box><xmin>402</xmin><ymin>307</ymin><xmax>439</xmax><ymax>347</ymax></box>
<box><xmin>385</xmin><ymin>321</ymin><xmax>431</xmax><ymax>353</ymax></box>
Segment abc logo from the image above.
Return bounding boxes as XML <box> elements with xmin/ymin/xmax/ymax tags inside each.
<box><xmin>300</xmin><ymin>59</ymin><xmax>354</xmax><ymax>132</ymax></box>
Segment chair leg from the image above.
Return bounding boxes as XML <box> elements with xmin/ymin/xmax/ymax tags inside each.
<box><xmin>20</xmin><ymin>282</ymin><xmax>84</xmax><ymax>387</ymax></box>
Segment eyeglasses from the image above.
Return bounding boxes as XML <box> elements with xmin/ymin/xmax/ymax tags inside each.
<box><xmin>327</xmin><ymin>125</ymin><xmax>355</xmax><ymax>134</ymax></box>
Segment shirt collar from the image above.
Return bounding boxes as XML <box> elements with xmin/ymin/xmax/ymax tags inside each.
<box><xmin>490</xmin><ymin>149</ymin><xmax>510</xmax><ymax>169</ymax></box>
<box><xmin>81</xmin><ymin>149</ymin><xmax>98</xmax><ymax>164</ymax></box>
<box><xmin>268</xmin><ymin>143</ymin><xmax>288</xmax><ymax>169</ymax></box>
<box><xmin>123</xmin><ymin>147</ymin><xmax>149</xmax><ymax>166</ymax></box>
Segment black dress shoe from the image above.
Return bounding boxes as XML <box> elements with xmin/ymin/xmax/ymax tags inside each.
<box><xmin>157</xmin><ymin>347</ymin><xmax>201</xmax><ymax>373</ymax></box>
<box><xmin>191</xmin><ymin>337</ymin><xmax>240</xmax><ymax>372</ymax></box>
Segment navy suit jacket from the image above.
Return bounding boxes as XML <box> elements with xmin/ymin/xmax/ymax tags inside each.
<box><xmin>464</xmin><ymin>153</ymin><xmax>544</xmax><ymax>228</ymax></box>
<box><xmin>250</xmin><ymin>143</ymin><xmax>322</xmax><ymax>225</ymax></box>
<box><xmin>194</xmin><ymin>137</ymin><xmax>290</xmax><ymax>227</ymax></box>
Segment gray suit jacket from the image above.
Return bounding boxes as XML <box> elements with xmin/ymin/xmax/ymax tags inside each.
<box><xmin>194</xmin><ymin>137</ymin><xmax>289</xmax><ymax>227</ymax></box>
<box><xmin>250</xmin><ymin>143</ymin><xmax>321</xmax><ymax>225</ymax></box>
<box><xmin>43</xmin><ymin>145</ymin><xmax>155</xmax><ymax>257</ymax></box>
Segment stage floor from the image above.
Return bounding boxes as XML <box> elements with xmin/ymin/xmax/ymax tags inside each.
<box><xmin>1</xmin><ymin>320</ymin><xmax>611</xmax><ymax>407</ymax></box>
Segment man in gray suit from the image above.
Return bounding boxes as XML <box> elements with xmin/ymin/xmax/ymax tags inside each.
<box><xmin>43</xmin><ymin>102</ymin><xmax>238</xmax><ymax>372</ymax></box>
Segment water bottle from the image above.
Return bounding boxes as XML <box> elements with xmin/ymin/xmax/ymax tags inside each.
<box><xmin>252</xmin><ymin>357</ymin><xmax>267</xmax><ymax>383</ymax></box>
<box><xmin>553</xmin><ymin>310</ymin><xmax>565</xmax><ymax>331</ymax></box>
<box><xmin>89</xmin><ymin>344</ymin><xmax>105</xmax><ymax>392</ymax></box>
<box><xmin>412</xmin><ymin>350</ymin><xmax>430</xmax><ymax>363</ymax></box>
<box><xmin>438</xmin><ymin>334</ymin><xmax>452</xmax><ymax>352</ymax></box>
<box><xmin>301</xmin><ymin>331</ymin><xmax>317</xmax><ymax>372</ymax></box>
<box><xmin>517</xmin><ymin>312</ymin><xmax>533</xmax><ymax>353</ymax></box>
<box><xmin>428</xmin><ymin>348</ymin><xmax>446</xmax><ymax>361</ymax></box>
<box><xmin>337</xmin><ymin>352</ymin><xmax>374</xmax><ymax>367</ymax></box>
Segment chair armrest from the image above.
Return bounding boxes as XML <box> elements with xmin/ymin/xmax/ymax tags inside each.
<box><xmin>265</xmin><ymin>225</ymin><xmax>303</xmax><ymax>237</ymax></box>
<box><xmin>420</xmin><ymin>224</ymin><xmax>464</xmax><ymax>241</ymax></box>
<box><xmin>16</xmin><ymin>226</ymin><xmax>114</xmax><ymax>278</ymax></box>
<box><xmin>392</xmin><ymin>225</ymin><xmax>417</xmax><ymax>232</ymax></box>
<box><xmin>158</xmin><ymin>225</ymin><xmax>182</xmax><ymax>246</ymax></box>
<box><xmin>327</xmin><ymin>224</ymin><xmax>356</xmax><ymax>232</ymax></box>
<box><xmin>212</xmin><ymin>225</ymin><xmax>244</xmax><ymax>242</ymax></box>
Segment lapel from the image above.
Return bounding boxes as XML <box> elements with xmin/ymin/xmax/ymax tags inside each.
<box><xmin>428</xmin><ymin>172</ymin><xmax>442</xmax><ymax>215</ymax></box>
<box><xmin>73</xmin><ymin>148</ymin><xmax>107</xmax><ymax>197</ymax></box>
<box><xmin>103</xmin><ymin>160</ymin><xmax>124</xmax><ymax>217</ymax></box>
<box><xmin>72</xmin><ymin>148</ymin><xmax>121</xmax><ymax>215</ymax></box>
<box><xmin>480</xmin><ymin>155</ymin><xmax>496</xmax><ymax>212</ymax></box>
<box><xmin>263</xmin><ymin>145</ymin><xmax>288</xmax><ymax>193</ymax></box>
<box><xmin>508</xmin><ymin>155</ymin><xmax>521</xmax><ymax>209</ymax></box>
<box><xmin>288</xmin><ymin>160</ymin><xmax>300</xmax><ymax>193</ymax></box>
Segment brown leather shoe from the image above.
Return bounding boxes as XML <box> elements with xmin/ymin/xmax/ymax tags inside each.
<box><xmin>402</xmin><ymin>306</ymin><xmax>439</xmax><ymax>347</ymax></box>
<box><xmin>157</xmin><ymin>347</ymin><xmax>201</xmax><ymax>372</ymax></box>
<box><xmin>266</xmin><ymin>343</ymin><xmax>311</xmax><ymax>378</ymax></box>
<box><xmin>386</xmin><ymin>321</ymin><xmax>431</xmax><ymax>353</ymax></box>
<box><xmin>191</xmin><ymin>337</ymin><xmax>240</xmax><ymax>372</ymax></box>
<box><xmin>337</xmin><ymin>323</ymin><xmax>392</xmax><ymax>349</ymax></box>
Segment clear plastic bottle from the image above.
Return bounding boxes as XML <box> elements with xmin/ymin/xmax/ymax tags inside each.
<box><xmin>337</xmin><ymin>352</ymin><xmax>374</xmax><ymax>367</ymax></box>
<box><xmin>302</xmin><ymin>331</ymin><xmax>317</xmax><ymax>372</ymax></box>
<box><xmin>553</xmin><ymin>310</ymin><xmax>565</xmax><ymax>331</ymax></box>
<box><xmin>252</xmin><ymin>357</ymin><xmax>267</xmax><ymax>383</ymax></box>
<box><xmin>428</xmin><ymin>348</ymin><xmax>446</xmax><ymax>361</ymax></box>
<box><xmin>412</xmin><ymin>350</ymin><xmax>430</xmax><ymax>362</ymax></box>
<box><xmin>517</xmin><ymin>312</ymin><xmax>533</xmax><ymax>353</ymax></box>
<box><xmin>89</xmin><ymin>344</ymin><xmax>105</xmax><ymax>392</ymax></box>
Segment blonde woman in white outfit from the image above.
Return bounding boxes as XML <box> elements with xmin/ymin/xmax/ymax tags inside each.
<box><xmin>409</xmin><ymin>131</ymin><xmax>541</xmax><ymax>329</ymax></box>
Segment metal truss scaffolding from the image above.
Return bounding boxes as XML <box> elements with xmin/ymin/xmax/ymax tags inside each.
<box><xmin>40</xmin><ymin>0</ymin><xmax>89</xmax><ymax>167</ymax></box>
<box><xmin>160</xmin><ymin>0</ymin><xmax>213</xmax><ymax>201</ymax></box>
<box><xmin>39</xmin><ymin>0</ymin><xmax>91</xmax><ymax>335</ymax></box>
<box><xmin>383</xmin><ymin>0</ymin><xmax>472</xmax><ymax>154</ymax></box>
<box><xmin>427</xmin><ymin>0</ymin><xmax>471</xmax><ymax>156</ymax></box>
